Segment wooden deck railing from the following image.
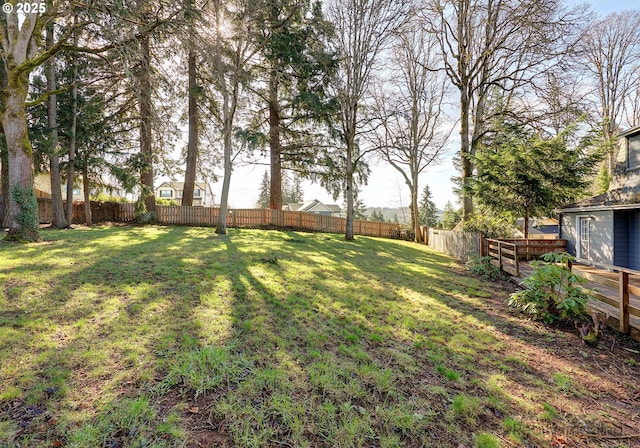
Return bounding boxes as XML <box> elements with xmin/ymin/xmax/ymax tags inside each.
<box><xmin>568</xmin><ymin>264</ymin><xmax>640</xmax><ymax>335</ymax></box>
<box><xmin>486</xmin><ymin>238</ymin><xmax>567</xmax><ymax>276</ymax></box>
<box><xmin>486</xmin><ymin>237</ymin><xmax>639</xmax><ymax>338</ymax></box>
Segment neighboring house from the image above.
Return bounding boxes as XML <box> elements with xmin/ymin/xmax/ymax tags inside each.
<box><xmin>514</xmin><ymin>217</ymin><xmax>559</xmax><ymax>239</ymax></box>
<box><xmin>33</xmin><ymin>173</ymin><xmax>126</xmax><ymax>201</ymax></box>
<box><xmin>155</xmin><ymin>181</ymin><xmax>215</xmax><ymax>207</ymax></box>
<box><xmin>284</xmin><ymin>199</ymin><xmax>342</xmax><ymax>217</ymax></box>
<box><xmin>558</xmin><ymin>125</ymin><xmax>640</xmax><ymax>270</ymax></box>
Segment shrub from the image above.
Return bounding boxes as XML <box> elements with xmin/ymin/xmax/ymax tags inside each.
<box><xmin>507</xmin><ymin>252</ymin><xmax>589</xmax><ymax>323</ymax></box>
<box><xmin>92</xmin><ymin>192</ymin><xmax>131</xmax><ymax>203</ymax></box>
<box><xmin>466</xmin><ymin>255</ymin><xmax>503</xmax><ymax>280</ymax></box>
<box><xmin>155</xmin><ymin>198</ymin><xmax>180</xmax><ymax>206</ymax></box>
<box><xmin>462</xmin><ymin>212</ymin><xmax>517</xmax><ymax>239</ymax></box>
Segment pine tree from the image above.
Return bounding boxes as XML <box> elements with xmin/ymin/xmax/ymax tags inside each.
<box><xmin>440</xmin><ymin>201</ymin><xmax>461</xmax><ymax>229</ymax></box>
<box><xmin>250</xmin><ymin>0</ymin><xmax>337</xmax><ymax>210</ymax></box>
<box><xmin>471</xmin><ymin>122</ymin><xmax>599</xmax><ymax>237</ymax></box>
<box><xmin>354</xmin><ymin>198</ymin><xmax>368</xmax><ymax>220</ymax></box>
<box><xmin>256</xmin><ymin>171</ymin><xmax>271</xmax><ymax>208</ymax></box>
<box><xmin>418</xmin><ymin>185</ymin><xmax>438</xmax><ymax>227</ymax></box>
<box><xmin>595</xmin><ymin>163</ymin><xmax>611</xmax><ymax>194</ymax></box>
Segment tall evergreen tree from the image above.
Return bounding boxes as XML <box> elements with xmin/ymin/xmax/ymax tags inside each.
<box><xmin>471</xmin><ymin>122</ymin><xmax>600</xmax><ymax>237</ymax></box>
<box><xmin>418</xmin><ymin>185</ymin><xmax>438</xmax><ymax>227</ymax></box>
<box><xmin>256</xmin><ymin>170</ymin><xmax>271</xmax><ymax>208</ymax></box>
<box><xmin>440</xmin><ymin>201</ymin><xmax>461</xmax><ymax>229</ymax></box>
<box><xmin>250</xmin><ymin>0</ymin><xmax>337</xmax><ymax>210</ymax></box>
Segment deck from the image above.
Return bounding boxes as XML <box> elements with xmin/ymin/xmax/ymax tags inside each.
<box><xmin>486</xmin><ymin>238</ymin><xmax>640</xmax><ymax>341</ymax></box>
<box><xmin>518</xmin><ymin>262</ymin><xmax>640</xmax><ymax>339</ymax></box>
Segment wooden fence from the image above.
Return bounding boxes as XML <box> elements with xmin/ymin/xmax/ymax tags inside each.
<box><xmin>486</xmin><ymin>238</ymin><xmax>567</xmax><ymax>276</ymax></box>
<box><xmin>427</xmin><ymin>229</ymin><xmax>482</xmax><ymax>262</ymax></box>
<box><xmin>15</xmin><ymin>199</ymin><xmax>403</xmax><ymax>239</ymax></box>
<box><xmin>154</xmin><ymin>206</ymin><xmax>402</xmax><ymax>238</ymax></box>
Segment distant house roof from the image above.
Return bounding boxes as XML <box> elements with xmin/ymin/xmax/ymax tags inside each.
<box><xmin>618</xmin><ymin>124</ymin><xmax>640</xmax><ymax>138</ymax></box>
<box><xmin>515</xmin><ymin>218</ymin><xmax>559</xmax><ymax>234</ymax></box>
<box><xmin>285</xmin><ymin>199</ymin><xmax>341</xmax><ymax>214</ymax></box>
<box><xmin>157</xmin><ymin>181</ymin><xmax>207</xmax><ymax>190</ymax></box>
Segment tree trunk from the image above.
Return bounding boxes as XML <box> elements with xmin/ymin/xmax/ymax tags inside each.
<box><xmin>47</xmin><ymin>23</ymin><xmax>68</xmax><ymax>229</ymax></box>
<box><xmin>411</xmin><ymin>183</ymin><xmax>422</xmax><ymax>243</ymax></box>
<box><xmin>2</xmin><ymin>75</ymin><xmax>40</xmax><ymax>241</ymax></box>
<box><xmin>139</xmin><ymin>31</ymin><xmax>156</xmax><ymax>215</ymax></box>
<box><xmin>66</xmin><ymin>23</ymin><xmax>78</xmax><ymax>225</ymax></box>
<box><xmin>460</xmin><ymin>85</ymin><xmax>473</xmax><ymax>220</ymax></box>
<box><xmin>269</xmin><ymin>68</ymin><xmax>282</xmax><ymax>210</ymax></box>
<box><xmin>345</xmin><ymin>142</ymin><xmax>354</xmax><ymax>241</ymax></box>
<box><xmin>182</xmin><ymin>50</ymin><xmax>198</xmax><ymax>206</ymax></box>
<box><xmin>83</xmin><ymin>167</ymin><xmax>92</xmax><ymax>226</ymax></box>
<box><xmin>523</xmin><ymin>207</ymin><xmax>529</xmax><ymax>239</ymax></box>
<box><xmin>216</xmin><ymin>119</ymin><xmax>233</xmax><ymax>235</ymax></box>
<box><xmin>1</xmin><ymin>143</ymin><xmax>9</xmax><ymax>228</ymax></box>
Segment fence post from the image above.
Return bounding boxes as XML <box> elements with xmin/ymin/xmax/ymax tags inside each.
<box><xmin>498</xmin><ymin>241</ymin><xmax>503</xmax><ymax>271</ymax></box>
<box><xmin>514</xmin><ymin>244</ymin><xmax>519</xmax><ymax>277</ymax></box>
<box><xmin>619</xmin><ymin>271</ymin><xmax>630</xmax><ymax>333</ymax></box>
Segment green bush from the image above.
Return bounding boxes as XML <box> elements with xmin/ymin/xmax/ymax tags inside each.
<box><xmin>462</xmin><ymin>211</ymin><xmax>517</xmax><ymax>239</ymax></box>
<box><xmin>508</xmin><ymin>252</ymin><xmax>589</xmax><ymax>323</ymax></box>
<box><xmin>92</xmin><ymin>192</ymin><xmax>131</xmax><ymax>203</ymax></box>
<box><xmin>466</xmin><ymin>255</ymin><xmax>503</xmax><ymax>280</ymax></box>
<box><xmin>155</xmin><ymin>198</ymin><xmax>180</xmax><ymax>206</ymax></box>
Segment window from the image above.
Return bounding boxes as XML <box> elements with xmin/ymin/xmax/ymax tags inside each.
<box><xmin>627</xmin><ymin>134</ymin><xmax>640</xmax><ymax>170</ymax></box>
<box><xmin>159</xmin><ymin>190</ymin><xmax>173</xmax><ymax>198</ymax></box>
<box><xmin>578</xmin><ymin>217</ymin><xmax>590</xmax><ymax>260</ymax></box>
<box><xmin>194</xmin><ymin>188</ymin><xmax>201</xmax><ymax>197</ymax></box>
<box><xmin>176</xmin><ymin>190</ymin><xmax>183</xmax><ymax>198</ymax></box>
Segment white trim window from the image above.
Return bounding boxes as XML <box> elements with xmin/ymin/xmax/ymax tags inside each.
<box><xmin>159</xmin><ymin>189</ymin><xmax>173</xmax><ymax>198</ymax></box>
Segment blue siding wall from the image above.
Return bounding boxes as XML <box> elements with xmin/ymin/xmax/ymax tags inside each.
<box><xmin>613</xmin><ymin>210</ymin><xmax>640</xmax><ymax>270</ymax></box>
<box><xmin>630</xmin><ymin>211</ymin><xmax>640</xmax><ymax>270</ymax></box>
<box><xmin>614</xmin><ymin>212</ymin><xmax>630</xmax><ymax>267</ymax></box>
<box><xmin>560</xmin><ymin>211</ymin><xmax>613</xmax><ymax>265</ymax></box>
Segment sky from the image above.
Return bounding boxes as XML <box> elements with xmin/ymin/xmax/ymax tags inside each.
<box><xmin>206</xmin><ymin>0</ymin><xmax>638</xmax><ymax>211</ymax></box>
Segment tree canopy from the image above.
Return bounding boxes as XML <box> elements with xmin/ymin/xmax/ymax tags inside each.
<box><xmin>471</xmin><ymin>122</ymin><xmax>600</xmax><ymax>237</ymax></box>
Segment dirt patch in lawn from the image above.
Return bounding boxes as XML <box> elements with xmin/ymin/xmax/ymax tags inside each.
<box><xmin>460</xmin><ymin>269</ymin><xmax>640</xmax><ymax>447</ymax></box>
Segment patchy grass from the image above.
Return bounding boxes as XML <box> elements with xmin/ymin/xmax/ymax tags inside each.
<box><xmin>1</xmin><ymin>226</ymin><xmax>639</xmax><ymax>447</ymax></box>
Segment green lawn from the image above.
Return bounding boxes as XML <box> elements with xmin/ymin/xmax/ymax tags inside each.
<box><xmin>0</xmin><ymin>226</ymin><xmax>636</xmax><ymax>447</ymax></box>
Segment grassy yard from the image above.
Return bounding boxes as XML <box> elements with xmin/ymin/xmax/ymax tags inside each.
<box><xmin>1</xmin><ymin>226</ymin><xmax>639</xmax><ymax>448</ymax></box>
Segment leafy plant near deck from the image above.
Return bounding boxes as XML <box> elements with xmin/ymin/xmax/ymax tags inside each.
<box><xmin>508</xmin><ymin>252</ymin><xmax>590</xmax><ymax>323</ymax></box>
<box><xmin>466</xmin><ymin>255</ymin><xmax>504</xmax><ymax>280</ymax></box>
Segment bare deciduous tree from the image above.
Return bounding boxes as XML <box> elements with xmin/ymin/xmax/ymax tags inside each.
<box><xmin>580</xmin><ymin>10</ymin><xmax>640</xmax><ymax>173</ymax></box>
<box><xmin>1</xmin><ymin>7</ymin><xmax>51</xmax><ymax>241</ymax></box>
<box><xmin>373</xmin><ymin>25</ymin><xmax>451</xmax><ymax>243</ymax></box>
<box><xmin>208</xmin><ymin>0</ymin><xmax>254</xmax><ymax>234</ymax></box>
<box><xmin>328</xmin><ymin>0</ymin><xmax>408</xmax><ymax>240</ymax></box>
<box><xmin>422</xmin><ymin>0</ymin><xmax>586</xmax><ymax>220</ymax></box>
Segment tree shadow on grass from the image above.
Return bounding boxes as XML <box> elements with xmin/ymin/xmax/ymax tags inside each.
<box><xmin>2</xmin><ymin>226</ymin><xmax>636</xmax><ymax>447</ymax></box>
<box><xmin>0</xmin><ymin>226</ymin><xmax>233</xmax><ymax>447</ymax></box>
